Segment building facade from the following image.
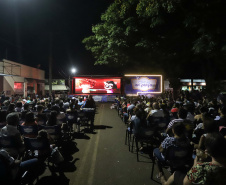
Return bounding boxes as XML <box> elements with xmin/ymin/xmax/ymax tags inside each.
<box><xmin>0</xmin><ymin>59</ymin><xmax>45</xmax><ymax>97</ymax></box>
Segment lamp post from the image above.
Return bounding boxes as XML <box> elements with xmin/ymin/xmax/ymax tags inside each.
<box><xmin>69</xmin><ymin>68</ymin><xmax>76</xmax><ymax>94</ymax></box>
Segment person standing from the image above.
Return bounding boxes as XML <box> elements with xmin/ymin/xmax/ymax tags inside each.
<box><xmin>0</xmin><ymin>91</ymin><xmax>6</xmax><ymax>106</ymax></box>
<box><xmin>82</xmin><ymin>95</ymin><xmax>96</xmax><ymax>131</ymax></box>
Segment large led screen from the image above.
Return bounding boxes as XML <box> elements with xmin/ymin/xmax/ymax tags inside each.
<box><xmin>124</xmin><ymin>75</ymin><xmax>162</xmax><ymax>96</ymax></box>
<box><xmin>74</xmin><ymin>78</ymin><xmax>121</xmax><ymax>94</ymax></box>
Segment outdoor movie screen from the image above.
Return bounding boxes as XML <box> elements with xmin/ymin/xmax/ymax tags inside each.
<box><xmin>74</xmin><ymin>77</ymin><xmax>121</xmax><ymax>94</ymax></box>
<box><xmin>124</xmin><ymin>75</ymin><xmax>162</xmax><ymax>95</ymax></box>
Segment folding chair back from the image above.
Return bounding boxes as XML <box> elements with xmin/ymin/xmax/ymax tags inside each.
<box><xmin>0</xmin><ymin>136</ymin><xmax>20</xmax><ymax>159</ymax></box>
<box><xmin>41</xmin><ymin>125</ymin><xmax>61</xmax><ymax>135</ymax></box>
<box><xmin>147</xmin><ymin>116</ymin><xmax>167</xmax><ymax>129</ymax></box>
<box><xmin>165</xmin><ymin>145</ymin><xmax>193</xmax><ymax>172</ymax></box>
<box><xmin>66</xmin><ymin>113</ymin><xmax>77</xmax><ymax>124</ymax></box>
<box><xmin>23</xmin><ymin>137</ymin><xmax>50</xmax><ymax>159</ymax></box>
<box><xmin>0</xmin><ymin>136</ymin><xmax>15</xmax><ymax>149</ymax></box>
<box><xmin>19</xmin><ymin>125</ymin><xmax>39</xmax><ymax>138</ymax></box>
<box><xmin>41</xmin><ymin>125</ymin><xmax>61</xmax><ymax>142</ymax></box>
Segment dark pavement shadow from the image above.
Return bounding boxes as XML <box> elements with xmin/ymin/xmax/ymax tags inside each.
<box><xmin>35</xmin><ymin>173</ymin><xmax>70</xmax><ymax>185</ymax></box>
<box><xmin>81</xmin><ymin>128</ymin><xmax>97</xmax><ymax>134</ymax></box>
<box><xmin>48</xmin><ymin>158</ymin><xmax>78</xmax><ymax>173</ymax></box>
<box><xmin>57</xmin><ymin>158</ymin><xmax>79</xmax><ymax>172</ymax></box>
<box><xmin>72</xmin><ymin>132</ymin><xmax>91</xmax><ymax>139</ymax></box>
<box><xmin>60</xmin><ymin>140</ymin><xmax>79</xmax><ymax>162</ymax></box>
<box><xmin>94</xmin><ymin>125</ymin><xmax>113</xmax><ymax>129</ymax></box>
<box><xmin>80</xmin><ymin>125</ymin><xmax>113</xmax><ymax>134</ymax></box>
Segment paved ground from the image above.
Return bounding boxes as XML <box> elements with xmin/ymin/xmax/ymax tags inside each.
<box><xmin>35</xmin><ymin>103</ymin><xmax>163</xmax><ymax>185</ymax></box>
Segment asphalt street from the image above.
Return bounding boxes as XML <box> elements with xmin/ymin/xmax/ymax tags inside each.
<box><xmin>36</xmin><ymin>103</ymin><xmax>162</xmax><ymax>185</ymax></box>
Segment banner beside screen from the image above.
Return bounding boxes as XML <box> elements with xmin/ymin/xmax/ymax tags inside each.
<box><xmin>124</xmin><ymin>75</ymin><xmax>162</xmax><ymax>96</ymax></box>
<box><xmin>74</xmin><ymin>77</ymin><xmax>121</xmax><ymax>94</ymax></box>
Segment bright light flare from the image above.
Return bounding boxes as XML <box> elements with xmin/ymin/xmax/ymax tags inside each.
<box><xmin>71</xmin><ymin>68</ymin><xmax>76</xmax><ymax>74</ymax></box>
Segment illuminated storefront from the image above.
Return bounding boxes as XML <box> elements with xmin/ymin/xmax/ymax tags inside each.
<box><xmin>180</xmin><ymin>79</ymin><xmax>206</xmax><ymax>91</ymax></box>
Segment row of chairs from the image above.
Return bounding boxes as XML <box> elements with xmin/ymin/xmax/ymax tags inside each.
<box><xmin>115</xmin><ymin>105</ymin><xmax>194</xmax><ymax>184</ymax></box>
<box><xmin>125</xmin><ymin>116</ymin><xmax>168</xmax><ymax>161</ymax></box>
<box><xmin>0</xmin><ymin>107</ymin><xmax>96</xmax><ymax>184</ymax></box>
<box><xmin>0</xmin><ymin>108</ymin><xmax>96</xmax><ymax>158</ymax></box>
<box><xmin>0</xmin><ymin>107</ymin><xmax>96</xmax><ymax>131</ymax></box>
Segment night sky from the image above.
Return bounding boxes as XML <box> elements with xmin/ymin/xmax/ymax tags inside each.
<box><xmin>0</xmin><ymin>0</ymin><xmax>115</xmax><ymax>78</ymax></box>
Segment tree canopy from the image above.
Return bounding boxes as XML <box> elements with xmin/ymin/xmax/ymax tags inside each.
<box><xmin>83</xmin><ymin>0</ymin><xmax>226</xmax><ymax>80</ymax></box>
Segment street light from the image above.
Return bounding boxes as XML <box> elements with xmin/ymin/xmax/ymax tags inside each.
<box><xmin>71</xmin><ymin>68</ymin><xmax>76</xmax><ymax>74</ymax></box>
<box><xmin>69</xmin><ymin>67</ymin><xmax>76</xmax><ymax>94</ymax></box>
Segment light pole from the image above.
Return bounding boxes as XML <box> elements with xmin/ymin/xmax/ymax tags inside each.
<box><xmin>69</xmin><ymin>68</ymin><xmax>76</xmax><ymax>94</ymax></box>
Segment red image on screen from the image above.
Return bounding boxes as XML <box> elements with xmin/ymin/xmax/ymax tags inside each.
<box><xmin>74</xmin><ymin>78</ymin><xmax>121</xmax><ymax>94</ymax></box>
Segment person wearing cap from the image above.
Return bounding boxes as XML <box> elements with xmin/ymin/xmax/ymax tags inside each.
<box><xmin>170</xmin><ymin>103</ymin><xmax>180</xmax><ymax>119</ymax></box>
<box><xmin>0</xmin><ymin>113</ymin><xmax>25</xmax><ymax>158</ymax></box>
<box><xmin>166</xmin><ymin>108</ymin><xmax>188</xmax><ymax>135</ymax></box>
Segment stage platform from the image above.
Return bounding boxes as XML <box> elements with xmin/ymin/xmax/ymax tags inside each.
<box><xmin>68</xmin><ymin>94</ymin><xmax>117</xmax><ymax>102</ymax></box>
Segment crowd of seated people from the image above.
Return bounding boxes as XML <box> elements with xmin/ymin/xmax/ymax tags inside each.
<box><xmin>115</xmin><ymin>90</ymin><xmax>226</xmax><ymax>184</ymax></box>
<box><xmin>0</xmin><ymin>94</ymin><xmax>96</xmax><ymax>184</ymax></box>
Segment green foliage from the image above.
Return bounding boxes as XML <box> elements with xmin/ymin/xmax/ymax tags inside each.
<box><xmin>83</xmin><ymin>0</ymin><xmax>226</xmax><ymax>80</ymax></box>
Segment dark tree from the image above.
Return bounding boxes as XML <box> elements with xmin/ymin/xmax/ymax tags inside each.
<box><xmin>83</xmin><ymin>0</ymin><xmax>226</xmax><ymax>92</ymax></box>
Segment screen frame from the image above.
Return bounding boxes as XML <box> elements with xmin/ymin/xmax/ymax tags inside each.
<box><xmin>124</xmin><ymin>74</ymin><xmax>163</xmax><ymax>96</ymax></box>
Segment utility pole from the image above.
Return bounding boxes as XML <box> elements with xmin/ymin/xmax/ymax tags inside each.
<box><xmin>68</xmin><ymin>75</ymin><xmax>71</xmax><ymax>94</ymax></box>
<box><xmin>5</xmin><ymin>48</ymin><xmax>8</xmax><ymax>59</ymax></box>
<box><xmin>49</xmin><ymin>33</ymin><xmax>52</xmax><ymax>97</ymax></box>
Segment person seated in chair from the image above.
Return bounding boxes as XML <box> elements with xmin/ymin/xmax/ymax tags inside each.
<box><xmin>123</xmin><ymin>100</ymin><xmax>136</xmax><ymax>124</ymax></box>
<box><xmin>146</xmin><ymin>102</ymin><xmax>165</xmax><ymax>128</ymax></box>
<box><xmin>36</xmin><ymin>130</ymin><xmax>53</xmax><ymax>159</ymax></box>
<box><xmin>132</xmin><ymin>107</ymin><xmax>147</xmax><ymax>136</ymax></box>
<box><xmin>147</xmin><ymin>102</ymin><xmax>164</xmax><ymax>118</ymax></box>
<box><xmin>35</xmin><ymin>105</ymin><xmax>47</xmax><ymax>126</ymax></box>
<box><xmin>131</xmin><ymin>107</ymin><xmax>153</xmax><ymax>150</ymax></box>
<box><xmin>160</xmin><ymin>132</ymin><xmax>226</xmax><ymax>185</ymax></box>
<box><xmin>216</xmin><ymin>106</ymin><xmax>226</xmax><ymax>127</ymax></box>
<box><xmin>66</xmin><ymin>102</ymin><xmax>78</xmax><ymax>132</ymax></box>
<box><xmin>37</xmin><ymin>130</ymin><xmax>64</xmax><ymax>164</ymax></box>
<box><xmin>21</xmin><ymin>112</ymin><xmax>37</xmax><ymax>126</ymax></box>
<box><xmin>166</xmin><ymin>108</ymin><xmax>189</xmax><ymax>136</ymax></box>
<box><xmin>21</xmin><ymin>112</ymin><xmax>38</xmax><ymax>138</ymax></box>
<box><xmin>82</xmin><ymin>95</ymin><xmax>96</xmax><ymax>131</ymax></box>
<box><xmin>153</xmin><ymin>122</ymin><xmax>190</xmax><ymax>164</ymax></box>
<box><xmin>51</xmin><ymin>105</ymin><xmax>66</xmax><ymax>126</ymax></box>
<box><xmin>46</xmin><ymin>111</ymin><xmax>61</xmax><ymax>126</ymax></box>
<box><xmin>20</xmin><ymin>103</ymin><xmax>30</xmax><ymax>121</ymax></box>
<box><xmin>15</xmin><ymin>102</ymin><xmax>23</xmax><ymax>112</ymax></box>
<box><xmin>0</xmin><ymin>149</ymin><xmax>43</xmax><ymax>185</ymax></box>
<box><xmin>0</xmin><ymin>110</ymin><xmax>7</xmax><ymax>128</ymax></box>
<box><xmin>7</xmin><ymin>103</ymin><xmax>15</xmax><ymax>114</ymax></box>
<box><xmin>0</xmin><ymin>113</ymin><xmax>25</xmax><ymax>158</ymax></box>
